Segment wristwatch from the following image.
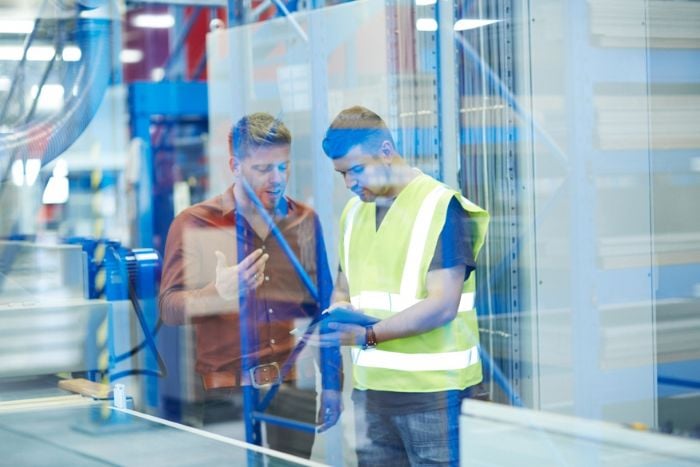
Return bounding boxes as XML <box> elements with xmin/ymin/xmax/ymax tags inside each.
<box><xmin>363</xmin><ymin>325</ymin><xmax>378</xmax><ymax>350</ymax></box>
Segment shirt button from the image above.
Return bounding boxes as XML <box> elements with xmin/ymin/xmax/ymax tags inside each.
<box><xmin>268</xmin><ymin>308</ymin><xmax>273</xmax><ymax>314</ymax></box>
<box><xmin>261</xmin><ymin>245</ymin><xmax>266</xmax><ymax>250</ymax></box>
<box><xmin>264</xmin><ymin>275</ymin><xmax>270</xmax><ymax>281</ymax></box>
<box><xmin>270</xmin><ymin>339</ymin><xmax>276</xmax><ymax>344</ymax></box>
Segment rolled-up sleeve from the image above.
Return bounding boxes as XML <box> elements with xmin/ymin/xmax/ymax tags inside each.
<box><xmin>159</xmin><ymin>213</ymin><xmax>234</xmax><ymax>325</ymax></box>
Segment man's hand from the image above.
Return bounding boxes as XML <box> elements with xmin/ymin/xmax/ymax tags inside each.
<box><xmin>214</xmin><ymin>249</ymin><xmax>269</xmax><ymax>301</ymax></box>
<box><xmin>324</xmin><ymin>321</ymin><xmax>366</xmax><ymax>346</ymax></box>
<box><xmin>317</xmin><ymin>389</ymin><xmax>343</xmax><ymax>433</ymax></box>
<box><xmin>322</xmin><ymin>300</ymin><xmax>355</xmax><ymax>315</ymax></box>
<box><xmin>313</xmin><ymin>305</ymin><xmax>376</xmax><ymax>347</ymax></box>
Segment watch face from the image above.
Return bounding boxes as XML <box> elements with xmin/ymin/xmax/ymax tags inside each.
<box><xmin>364</xmin><ymin>326</ymin><xmax>377</xmax><ymax>349</ymax></box>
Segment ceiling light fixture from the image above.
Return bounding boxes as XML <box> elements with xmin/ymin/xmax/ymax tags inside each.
<box><xmin>120</xmin><ymin>49</ymin><xmax>144</xmax><ymax>64</ymax></box>
<box><xmin>131</xmin><ymin>13</ymin><xmax>175</xmax><ymax>29</ymax></box>
<box><xmin>454</xmin><ymin>19</ymin><xmax>501</xmax><ymax>31</ymax></box>
<box><xmin>62</xmin><ymin>46</ymin><xmax>82</xmax><ymax>62</ymax></box>
<box><xmin>416</xmin><ymin>18</ymin><xmax>438</xmax><ymax>32</ymax></box>
<box><xmin>0</xmin><ymin>46</ymin><xmax>50</xmax><ymax>61</ymax></box>
<box><xmin>29</xmin><ymin>84</ymin><xmax>65</xmax><ymax>111</ymax></box>
<box><xmin>0</xmin><ymin>20</ymin><xmax>34</xmax><ymax>35</ymax></box>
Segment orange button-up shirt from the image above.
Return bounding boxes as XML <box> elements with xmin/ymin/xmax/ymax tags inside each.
<box><xmin>159</xmin><ymin>186</ymin><xmax>331</xmax><ymax>383</ymax></box>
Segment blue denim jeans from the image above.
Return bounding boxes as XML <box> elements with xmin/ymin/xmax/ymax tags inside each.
<box><xmin>354</xmin><ymin>401</ymin><xmax>460</xmax><ymax>466</ymax></box>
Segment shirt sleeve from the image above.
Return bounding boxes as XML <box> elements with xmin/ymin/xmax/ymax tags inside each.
<box><xmin>313</xmin><ymin>214</ymin><xmax>334</xmax><ymax>311</ymax></box>
<box><xmin>429</xmin><ymin>197</ymin><xmax>476</xmax><ymax>279</ymax></box>
<box><xmin>158</xmin><ymin>212</ymin><xmax>231</xmax><ymax>325</ymax></box>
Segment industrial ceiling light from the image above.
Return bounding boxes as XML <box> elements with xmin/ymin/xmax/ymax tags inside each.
<box><xmin>131</xmin><ymin>13</ymin><xmax>175</xmax><ymax>29</ymax></box>
<box><xmin>30</xmin><ymin>84</ymin><xmax>65</xmax><ymax>111</ymax></box>
<box><xmin>120</xmin><ymin>49</ymin><xmax>144</xmax><ymax>64</ymax></box>
<box><xmin>62</xmin><ymin>46</ymin><xmax>82</xmax><ymax>61</ymax></box>
<box><xmin>11</xmin><ymin>160</ymin><xmax>24</xmax><ymax>187</ymax></box>
<box><xmin>0</xmin><ymin>45</ymin><xmax>80</xmax><ymax>62</ymax></box>
<box><xmin>42</xmin><ymin>158</ymin><xmax>70</xmax><ymax>204</ymax></box>
<box><xmin>10</xmin><ymin>159</ymin><xmax>41</xmax><ymax>187</ymax></box>
<box><xmin>453</xmin><ymin>19</ymin><xmax>501</xmax><ymax>31</ymax></box>
<box><xmin>0</xmin><ymin>45</ymin><xmax>52</xmax><ymax>61</ymax></box>
<box><xmin>415</xmin><ymin>0</ymin><xmax>437</xmax><ymax>5</ymax></box>
<box><xmin>0</xmin><ymin>19</ymin><xmax>34</xmax><ymax>35</ymax></box>
<box><xmin>416</xmin><ymin>18</ymin><xmax>438</xmax><ymax>32</ymax></box>
<box><xmin>25</xmin><ymin>159</ymin><xmax>41</xmax><ymax>186</ymax></box>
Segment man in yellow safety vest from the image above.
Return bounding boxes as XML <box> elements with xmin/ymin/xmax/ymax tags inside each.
<box><xmin>320</xmin><ymin>106</ymin><xmax>489</xmax><ymax>466</ymax></box>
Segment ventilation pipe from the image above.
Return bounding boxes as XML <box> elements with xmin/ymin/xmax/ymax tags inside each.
<box><xmin>0</xmin><ymin>0</ymin><xmax>116</xmax><ymax>180</ymax></box>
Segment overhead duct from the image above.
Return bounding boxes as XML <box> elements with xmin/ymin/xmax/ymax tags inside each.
<box><xmin>0</xmin><ymin>0</ymin><xmax>116</xmax><ymax>180</ymax></box>
<box><xmin>50</xmin><ymin>0</ymin><xmax>108</xmax><ymax>11</ymax></box>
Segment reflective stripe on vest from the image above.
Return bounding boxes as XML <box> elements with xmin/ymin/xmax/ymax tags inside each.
<box><xmin>344</xmin><ymin>185</ymin><xmax>454</xmax><ymax>300</ymax></box>
<box><xmin>351</xmin><ymin>346</ymin><xmax>479</xmax><ymax>372</ymax></box>
<box><xmin>350</xmin><ymin>291</ymin><xmax>475</xmax><ymax>313</ymax></box>
<box><xmin>345</xmin><ymin>185</ymin><xmax>475</xmax><ymax>314</ymax></box>
<box><xmin>343</xmin><ymin>198</ymin><xmax>362</xmax><ymax>285</ymax></box>
<box><xmin>342</xmin><ymin>179</ymin><xmax>482</xmax><ymax>381</ymax></box>
<box><xmin>399</xmin><ymin>185</ymin><xmax>449</xmax><ymax>298</ymax></box>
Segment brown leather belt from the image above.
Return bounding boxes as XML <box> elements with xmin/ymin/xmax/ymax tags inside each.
<box><xmin>202</xmin><ymin>371</ymin><xmax>239</xmax><ymax>390</ymax></box>
<box><xmin>248</xmin><ymin>362</ymin><xmax>281</xmax><ymax>388</ymax></box>
<box><xmin>202</xmin><ymin>363</ymin><xmax>282</xmax><ymax>390</ymax></box>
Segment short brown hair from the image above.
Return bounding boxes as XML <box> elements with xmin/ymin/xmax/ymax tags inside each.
<box><xmin>228</xmin><ymin>112</ymin><xmax>291</xmax><ymax>160</ymax></box>
<box><xmin>321</xmin><ymin>106</ymin><xmax>396</xmax><ymax>159</ymax></box>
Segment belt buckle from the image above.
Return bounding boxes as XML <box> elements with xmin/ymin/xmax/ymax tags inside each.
<box><xmin>248</xmin><ymin>362</ymin><xmax>281</xmax><ymax>388</ymax></box>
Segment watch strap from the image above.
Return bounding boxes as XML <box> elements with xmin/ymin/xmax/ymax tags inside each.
<box><xmin>364</xmin><ymin>325</ymin><xmax>377</xmax><ymax>349</ymax></box>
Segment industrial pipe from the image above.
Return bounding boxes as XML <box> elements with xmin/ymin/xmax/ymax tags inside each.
<box><xmin>0</xmin><ymin>1</ymin><xmax>115</xmax><ymax>180</ymax></box>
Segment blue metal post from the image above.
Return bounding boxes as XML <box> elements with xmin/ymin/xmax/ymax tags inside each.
<box><xmin>127</xmin><ymin>80</ymin><xmax>208</xmax><ymax>419</ymax></box>
<box><xmin>236</xmin><ymin>215</ymin><xmax>263</xmax><ymax>462</ymax></box>
<box><xmin>133</xmin><ymin>115</ymin><xmax>154</xmax><ymax>250</ymax></box>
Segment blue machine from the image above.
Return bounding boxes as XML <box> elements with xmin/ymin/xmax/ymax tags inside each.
<box><xmin>70</xmin><ymin>237</ymin><xmax>164</xmax><ymax>408</ymax></box>
<box><xmin>103</xmin><ymin>243</ymin><xmax>163</xmax><ymax>391</ymax></box>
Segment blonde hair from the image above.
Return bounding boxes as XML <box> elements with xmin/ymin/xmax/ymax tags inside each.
<box><xmin>228</xmin><ymin>112</ymin><xmax>291</xmax><ymax>159</ymax></box>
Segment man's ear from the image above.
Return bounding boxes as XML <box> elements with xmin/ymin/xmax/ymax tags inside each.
<box><xmin>379</xmin><ymin>140</ymin><xmax>394</xmax><ymax>160</ymax></box>
<box><xmin>229</xmin><ymin>156</ymin><xmax>239</xmax><ymax>175</ymax></box>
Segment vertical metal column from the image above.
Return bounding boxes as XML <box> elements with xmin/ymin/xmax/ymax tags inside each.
<box><xmin>385</xmin><ymin>0</ymin><xmax>401</xmax><ymax>153</ymax></box>
<box><xmin>437</xmin><ymin>0</ymin><xmax>458</xmax><ymax>187</ymax></box>
<box><xmin>309</xmin><ymin>3</ymin><xmax>335</xmax><ymax>272</ymax></box>
<box><xmin>454</xmin><ymin>0</ymin><xmax>521</xmax><ymax>404</ymax></box>
<box><xmin>238</xmin><ymin>230</ymin><xmax>263</xmax><ymax>452</ymax></box>
<box><xmin>497</xmin><ymin>0</ymin><xmax>521</xmax><ymax>407</ymax></box>
<box><xmin>309</xmin><ymin>12</ymin><xmax>344</xmax><ymax>467</ymax></box>
<box><xmin>564</xmin><ymin>0</ymin><xmax>599</xmax><ymax>424</ymax></box>
<box><xmin>228</xmin><ymin>0</ymin><xmax>241</xmax><ymax>25</ymax></box>
<box><xmin>133</xmin><ymin>115</ymin><xmax>154</xmax><ymax>250</ymax></box>
<box><xmin>420</xmin><ymin>3</ymin><xmax>441</xmax><ymax>179</ymax></box>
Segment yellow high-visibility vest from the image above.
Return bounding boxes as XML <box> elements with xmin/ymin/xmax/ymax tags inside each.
<box><xmin>339</xmin><ymin>173</ymin><xmax>489</xmax><ymax>392</ymax></box>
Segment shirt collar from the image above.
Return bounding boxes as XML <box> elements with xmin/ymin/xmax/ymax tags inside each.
<box><xmin>221</xmin><ymin>185</ymin><xmax>237</xmax><ymax>216</ymax></box>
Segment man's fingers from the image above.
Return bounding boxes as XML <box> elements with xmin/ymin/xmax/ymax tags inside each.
<box><xmin>243</xmin><ymin>253</ymin><xmax>269</xmax><ymax>281</ymax></box>
<box><xmin>317</xmin><ymin>411</ymin><xmax>340</xmax><ymax>433</ymax></box>
<box><xmin>323</xmin><ymin>301</ymin><xmax>355</xmax><ymax>314</ymax></box>
<box><xmin>251</xmin><ymin>253</ymin><xmax>269</xmax><ymax>271</ymax></box>
<box><xmin>214</xmin><ymin>250</ymin><xmax>227</xmax><ymax>270</ymax></box>
<box><xmin>239</xmin><ymin>249</ymin><xmax>264</xmax><ymax>268</ymax></box>
<box><xmin>304</xmin><ymin>333</ymin><xmax>330</xmax><ymax>348</ymax></box>
<box><xmin>316</xmin><ymin>392</ymin><xmax>342</xmax><ymax>432</ymax></box>
<box><xmin>240</xmin><ymin>251</ymin><xmax>269</xmax><ymax>277</ymax></box>
<box><xmin>251</xmin><ymin>270</ymin><xmax>265</xmax><ymax>288</ymax></box>
<box><xmin>310</xmin><ymin>332</ymin><xmax>343</xmax><ymax>348</ymax></box>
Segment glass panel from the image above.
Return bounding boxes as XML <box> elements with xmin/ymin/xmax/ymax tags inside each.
<box><xmin>0</xmin><ymin>402</ymin><xmax>307</xmax><ymax>466</ymax></box>
<box><xmin>0</xmin><ymin>0</ymin><xmax>698</xmax><ymax>464</ymax></box>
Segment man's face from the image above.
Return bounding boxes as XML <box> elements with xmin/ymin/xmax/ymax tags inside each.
<box><xmin>332</xmin><ymin>144</ymin><xmax>391</xmax><ymax>202</ymax></box>
<box><xmin>232</xmin><ymin>144</ymin><xmax>291</xmax><ymax>212</ymax></box>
